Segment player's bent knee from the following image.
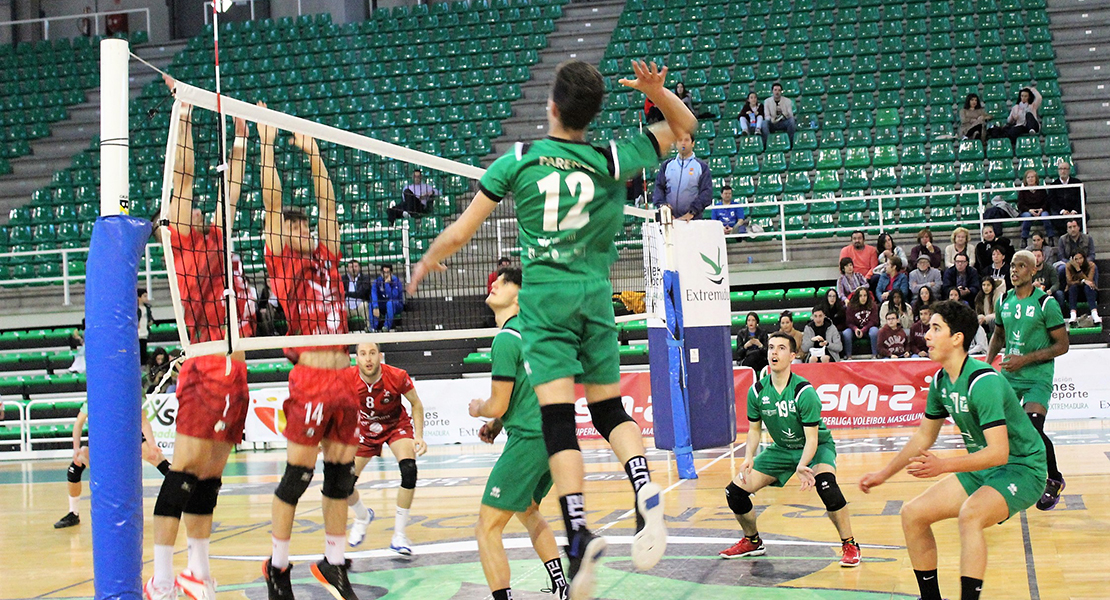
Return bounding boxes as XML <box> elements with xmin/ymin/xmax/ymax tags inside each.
<box><xmin>154</xmin><ymin>470</ymin><xmax>199</xmax><ymax>519</ymax></box>
<box><xmin>587</xmin><ymin>397</ymin><xmax>634</xmax><ymax>441</ymax></box>
<box><xmin>398</xmin><ymin>458</ymin><xmax>417</xmax><ymax>490</ymax></box>
<box><xmin>274</xmin><ymin>463</ymin><xmax>315</xmax><ymax>505</ymax></box>
<box><xmin>540</xmin><ymin>404</ymin><xmax>580</xmax><ymax>457</ymax></box>
<box><xmin>321</xmin><ymin>461</ymin><xmax>356</xmax><ymax>500</ymax></box>
<box><xmin>183</xmin><ymin>478</ymin><xmax>222</xmax><ymax>516</ymax></box>
<box><xmin>815</xmin><ymin>472</ymin><xmax>847</xmax><ymax>512</ymax></box>
<box><xmin>66</xmin><ymin>461</ymin><xmax>86</xmax><ymax>483</ymax></box>
<box><xmin>725</xmin><ymin>482</ymin><xmax>753</xmax><ymax>515</ymax></box>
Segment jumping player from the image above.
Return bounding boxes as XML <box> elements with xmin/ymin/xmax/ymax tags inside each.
<box><xmin>410</xmin><ymin>59</ymin><xmax>695</xmax><ymax>600</ymax></box>
<box><xmin>258</xmin><ymin>113</ymin><xmax>359</xmax><ymax>600</ymax></box>
<box><xmin>860</xmin><ymin>300</ymin><xmax>1047</xmax><ymax>600</ymax></box>
<box><xmin>345</xmin><ymin>341</ymin><xmax>427</xmax><ymax>554</ymax></box>
<box><xmin>986</xmin><ymin>250</ymin><xmax>1069</xmax><ymax>509</ymax></box>
<box><xmin>718</xmin><ymin>332</ymin><xmax>861</xmax><ymax>566</ymax></box>
<box><xmin>472</xmin><ymin>268</ymin><xmax>569</xmax><ymax>600</ymax></box>
<box><xmin>146</xmin><ymin>77</ymin><xmax>252</xmax><ymax>600</ymax></box>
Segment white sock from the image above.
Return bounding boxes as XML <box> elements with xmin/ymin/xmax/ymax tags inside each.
<box><xmin>1092</xmin><ymin>309</ymin><xmax>1101</xmax><ymax>318</ymax></box>
<box><xmin>271</xmin><ymin>536</ymin><xmax>291</xmax><ymax>570</ymax></box>
<box><xmin>186</xmin><ymin>537</ymin><xmax>210</xmax><ymax>579</ymax></box>
<box><xmin>351</xmin><ymin>500</ymin><xmax>370</xmax><ymax>522</ymax></box>
<box><xmin>325</xmin><ymin>534</ymin><xmax>346</xmax><ymax>565</ymax></box>
<box><xmin>394</xmin><ymin>507</ymin><xmax>409</xmax><ymax>537</ymax></box>
<box><xmin>153</xmin><ymin>544</ymin><xmax>175</xmax><ymax>590</ymax></box>
<box><xmin>68</xmin><ymin>495</ymin><xmax>80</xmax><ymax>515</ymax></box>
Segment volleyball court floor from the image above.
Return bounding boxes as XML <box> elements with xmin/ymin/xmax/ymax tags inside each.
<box><xmin>2</xmin><ymin>420</ymin><xmax>1108</xmax><ymax>600</ymax></box>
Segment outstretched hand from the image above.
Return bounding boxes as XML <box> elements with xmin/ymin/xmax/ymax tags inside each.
<box><xmin>407</xmin><ymin>258</ymin><xmax>446</xmax><ymax>295</ymax></box>
<box><xmin>796</xmin><ymin>465</ymin><xmax>816</xmax><ymax>491</ymax></box>
<box><xmin>291</xmin><ymin>132</ymin><xmax>319</xmax><ymax>156</ymax></box>
<box><xmin>234</xmin><ymin>116</ymin><xmax>248</xmax><ymax>139</ymax></box>
<box><xmin>619</xmin><ymin>60</ymin><xmax>669</xmax><ymax>97</ymax></box>
<box><xmin>907</xmin><ymin>450</ymin><xmax>945</xmax><ymax>479</ymax></box>
<box><xmin>256</xmin><ymin>102</ymin><xmax>277</xmax><ymax>145</ymax></box>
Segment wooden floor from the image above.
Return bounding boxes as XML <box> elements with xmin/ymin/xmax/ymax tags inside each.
<box><xmin>2</xmin><ymin>421</ymin><xmax>1109</xmax><ymax>600</ymax></box>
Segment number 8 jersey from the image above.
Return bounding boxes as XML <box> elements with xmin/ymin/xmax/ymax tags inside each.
<box><xmin>478</xmin><ymin>133</ymin><xmax>662</xmax><ymax>284</ymax></box>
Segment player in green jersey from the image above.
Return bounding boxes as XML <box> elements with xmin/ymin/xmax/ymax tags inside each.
<box><xmin>470</xmin><ymin>267</ymin><xmax>568</xmax><ymax>600</ymax></box>
<box><xmin>986</xmin><ymin>250</ymin><xmax>1069</xmax><ymax>510</ymax></box>
<box><xmin>860</xmin><ymin>301</ymin><xmax>1047</xmax><ymax>600</ymax></box>
<box><xmin>410</xmin><ymin>60</ymin><xmax>697</xmax><ymax>599</ymax></box>
<box><xmin>717</xmin><ymin>332</ymin><xmax>861</xmax><ymax>567</ymax></box>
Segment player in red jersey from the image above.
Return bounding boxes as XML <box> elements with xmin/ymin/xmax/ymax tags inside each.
<box><xmin>147</xmin><ymin>77</ymin><xmax>252</xmax><ymax>600</ymax></box>
<box><xmin>257</xmin><ymin>110</ymin><xmax>360</xmax><ymax>600</ymax></box>
<box><xmin>344</xmin><ymin>342</ymin><xmax>427</xmax><ymax>553</ymax></box>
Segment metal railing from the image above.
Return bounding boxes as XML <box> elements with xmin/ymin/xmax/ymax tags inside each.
<box><xmin>0</xmin><ymin>243</ymin><xmax>166</xmax><ymax>306</ymax></box>
<box><xmin>202</xmin><ymin>0</ymin><xmax>312</xmax><ymax>25</ymax></box>
<box><xmin>0</xmin><ymin>399</ymin><xmax>27</xmax><ymax>454</ymax></box>
<box><xmin>0</xmin><ymin>8</ymin><xmax>151</xmax><ymax>42</ymax></box>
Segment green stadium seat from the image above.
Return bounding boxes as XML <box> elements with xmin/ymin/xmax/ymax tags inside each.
<box><xmin>789</xmin><ymin>150</ymin><xmax>814</xmax><ymax>171</ymax></box>
<box><xmin>931</xmin><ymin>163</ymin><xmax>957</xmax><ymax>185</ymax></box>
<box><xmin>784</xmin><ymin>172</ymin><xmax>812</xmax><ymax>192</ymax></box>
<box><xmin>816</xmin><ymin>149</ymin><xmax>843</xmax><ymax>169</ymax></box>
<box><xmin>929</xmin><ymin>143</ymin><xmax>957</xmax><ymax>163</ymax></box>
<box><xmin>762</xmin><ymin>153</ymin><xmax>787</xmax><ymax>174</ymax></box>
<box><xmin>1044</xmin><ymin>134</ymin><xmax>1070</xmax><ymax>156</ymax></box>
<box><xmin>986</xmin><ymin>139</ymin><xmax>1013</xmax><ymax>159</ymax></box>
<box><xmin>957</xmin><ymin>140</ymin><xmax>985</xmax><ymax>161</ymax></box>
<box><xmin>814</xmin><ymin>170</ymin><xmax>840</xmax><ymax>192</ymax></box>
<box><xmin>844</xmin><ymin>147</ymin><xmax>871</xmax><ymax>168</ymax></box>
<box><xmin>1015</xmin><ymin>137</ymin><xmax>1043</xmax><ymax>158</ymax></box>
<box><xmin>871</xmin><ymin>166</ymin><xmax>898</xmax><ymax>188</ymax></box>
<box><xmin>842</xmin><ymin>169</ymin><xmax>870</xmax><ymax>190</ymax></box>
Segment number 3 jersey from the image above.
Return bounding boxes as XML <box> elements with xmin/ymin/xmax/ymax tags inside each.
<box><xmin>994</xmin><ymin>287</ymin><xmax>1065</xmax><ymax>387</ymax></box>
<box><xmin>747</xmin><ymin>373</ymin><xmax>833</xmax><ymax>450</ymax></box>
<box><xmin>349</xmin><ymin>363</ymin><xmax>415</xmax><ymax>434</ymax></box>
<box><xmin>478</xmin><ymin>133</ymin><xmax>662</xmax><ymax>284</ymax></box>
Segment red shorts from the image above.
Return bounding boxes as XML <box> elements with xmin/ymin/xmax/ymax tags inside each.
<box><xmin>356</xmin><ymin>414</ymin><xmax>415</xmax><ymax>458</ymax></box>
<box><xmin>283</xmin><ymin>364</ymin><xmax>359</xmax><ymax>447</ymax></box>
<box><xmin>175</xmin><ymin>355</ymin><xmax>249</xmax><ymax>444</ymax></box>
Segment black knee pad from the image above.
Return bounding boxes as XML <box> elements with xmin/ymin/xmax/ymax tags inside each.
<box><xmin>815</xmin><ymin>472</ymin><xmax>847</xmax><ymax>512</ymax></box>
<box><xmin>67</xmin><ymin>461</ymin><xmax>86</xmax><ymax>484</ymax></box>
<box><xmin>321</xmin><ymin>461</ymin><xmax>356</xmax><ymax>500</ymax></box>
<box><xmin>183</xmin><ymin>478</ymin><xmax>222</xmax><ymax>516</ymax></box>
<box><xmin>541</xmin><ymin>404</ymin><xmax>580</xmax><ymax>458</ymax></box>
<box><xmin>587</xmin><ymin>397</ymin><xmax>635</xmax><ymax>441</ymax></box>
<box><xmin>1027</xmin><ymin>412</ymin><xmax>1046</xmax><ymax>432</ymax></box>
<box><xmin>274</xmin><ymin>464</ymin><xmax>315</xmax><ymax>506</ymax></box>
<box><xmin>398</xmin><ymin>458</ymin><xmax>417</xmax><ymax>490</ymax></box>
<box><xmin>725</xmin><ymin>482</ymin><xmax>753</xmax><ymax>515</ymax></box>
<box><xmin>154</xmin><ymin>470</ymin><xmax>199</xmax><ymax>519</ymax></box>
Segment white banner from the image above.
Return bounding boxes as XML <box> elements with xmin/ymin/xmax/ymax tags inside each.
<box><xmin>1046</xmin><ymin>348</ymin><xmax>1110</xmax><ymax>420</ymax></box>
<box><xmin>143</xmin><ymin>393</ymin><xmax>179</xmax><ymax>456</ymax></box>
<box><xmin>672</xmin><ymin>220</ymin><xmax>731</xmax><ymax>328</ymax></box>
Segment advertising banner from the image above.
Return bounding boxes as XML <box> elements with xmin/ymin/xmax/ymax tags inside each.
<box><xmin>1042</xmin><ymin>348</ymin><xmax>1110</xmax><ymax>420</ymax></box>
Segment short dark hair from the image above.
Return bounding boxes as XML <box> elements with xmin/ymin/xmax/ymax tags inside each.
<box><xmin>137</xmin><ymin>289</ymin><xmax>147</xmax><ymax>298</ymax></box>
<box><xmin>348</xmin><ymin>259</ymin><xmax>360</xmax><ymax>265</ymax></box>
<box><xmin>772</xmin><ymin>82</ymin><xmax>783</xmax><ymax>91</ymax></box>
<box><xmin>931</xmin><ymin>300</ymin><xmax>978</xmax><ymax>352</ymax></box>
<box><xmin>769</xmin><ymin>331</ymin><xmax>797</xmax><ymax>353</ymax></box>
<box><xmin>497</xmin><ymin>266</ymin><xmax>522</xmax><ymax>287</ymax></box>
<box><xmin>497</xmin><ymin>256</ymin><xmax>511</xmax><ymax>266</ymax></box>
<box><xmin>551</xmin><ymin>61</ymin><xmax>604</xmax><ymax>130</ymax></box>
<box><xmin>955</xmin><ymin>252</ymin><xmax>969</xmax><ymax>262</ymax></box>
<box><xmin>851</xmin><ymin>230</ymin><xmax>865</xmax><ymax>238</ymax></box>
<box><xmin>888</xmin><ymin>255</ymin><xmax>903</xmax><ymax>271</ymax></box>
<box><xmin>282</xmin><ymin>208</ymin><xmax>309</xmax><ymax>224</ymax></box>
<box><xmin>839</xmin><ymin>257</ymin><xmax>854</xmax><ymax>273</ymax></box>
<box><xmin>779</xmin><ymin>310</ymin><xmax>793</xmax><ymax>323</ymax></box>
<box><xmin>1066</xmin><ymin>218</ymin><xmax>1081</xmax><ymax>228</ymax></box>
<box><xmin>381</xmin><ymin>263</ymin><xmax>393</xmax><ymax>271</ymax></box>
<box><xmin>722</xmin><ymin>184</ymin><xmax>732</xmax><ymax>191</ymax></box>
<box><xmin>811</xmin><ymin>305</ymin><xmax>825</xmax><ymax>316</ymax></box>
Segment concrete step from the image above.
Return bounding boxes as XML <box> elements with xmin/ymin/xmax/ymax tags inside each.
<box><xmin>1054</xmin><ymin>62</ymin><xmax>1110</xmax><ymax>82</ymax></box>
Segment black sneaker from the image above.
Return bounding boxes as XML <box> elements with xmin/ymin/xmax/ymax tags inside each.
<box><xmin>1036</xmin><ymin>477</ymin><xmax>1065</xmax><ymax>511</ymax></box>
<box><xmin>566</xmin><ymin>530</ymin><xmax>606</xmax><ymax>600</ymax></box>
<box><xmin>311</xmin><ymin>559</ymin><xmax>358</xmax><ymax>600</ymax></box>
<box><xmin>263</xmin><ymin>559</ymin><xmax>295</xmax><ymax>600</ymax></box>
<box><xmin>54</xmin><ymin>512</ymin><xmax>80</xmax><ymax>529</ymax></box>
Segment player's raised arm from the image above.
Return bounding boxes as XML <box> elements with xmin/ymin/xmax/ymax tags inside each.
<box><xmin>257</xmin><ymin>105</ymin><xmax>284</xmax><ymax>251</ymax></box>
<box><xmin>216</xmin><ymin>117</ymin><xmax>249</xmax><ymax>232</ymax></box>
<box><xmin>408</xmin><ymin>191</ymin><xmax>500</xmax><ymax>294</ymax></box>
<box><xmin>402</xmin><ymin>387</ymin><xmax>427</xmax><ymax>456</ymax></box>
<box><xmin>293</xmin><ymin>133</ymin><xmax>340</xmax><ymax>255</ymax></box>
<box><xmin>170</xmin><ymin>103</ymin><xmax>196</xmax><ymax>235</ymax></box>
<box><xmin>620</xmin><ymin>60</ymin><xmax>698</xmax><ymax>154</ymax></box>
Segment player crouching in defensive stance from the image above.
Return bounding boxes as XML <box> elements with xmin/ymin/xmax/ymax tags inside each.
<box><xmin>345</xmin><ymin>341</ymin><xmax>427</xmax><ymax>554</ymax></box>
<box><xmin>471</xmin><ymin>268</ymin><xmax>569</xmax><ymax>600</ymax></box>
<box><xmin>860</xmin><ymin>300</ymin><xmax>1047</xmax><ymax>600</ymax></box>
<box><xmin>719</xmin><ymin>332</ymin><xmax>861</xmax><ymax>567</ymax></box>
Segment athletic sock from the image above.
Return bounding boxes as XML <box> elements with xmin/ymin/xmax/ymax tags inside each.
<box><xmin>914</xmin><ymin>569</ymin><xmax>941</xmax><ymax>600</ymax></box>
<box><xmin>960</xmin><ymin>576</ymin><xmax>983</xmax><ymax>600</ymax></box>
<box><xmin>559</xmin><ymin>493</ymin><xmax>587</xmax><ymax>539</ymax></box>
<box><xmin>68</xmin><ymin>495</ymin><xmax>80</xmax><ymax>515</ymax></box>
<box><xmin>324</xmin><ymin>534</ymin><xmax>345</xmax><ymax>566</ymax></box>
<box><xmin>544</xmin><ymin>557</ymin><xmax>568</xmax><ymax>593</ymax></box>
<box><xmin>153</xmin><ymin>544</ymin><xmax>175</xmax><ymax>590</ymax></box>
<box><xmin>271</xmin><ymin>536</ymin><xmax>291</xmax><ymax>570</ymax></box>
<box><xmin>624</xmin><ymin>456</ymin><xmax>651</xmax><ymax>531</ymax></box>
<box><xmin>492</xmin><ymin>589</ymin><xmax>513</xmax><ymax>600</ymax></box>
<box><xmin>350</xmin><ymin>499</ymin><xmax>370</xmax><ymax>522</ymax></box>
<box><xmin>745</xmin><ymin>533</ymin><xmax>762</xmax><ymax>545</ymax></box>
<box><xmin>841</xmin><ymin>536</ymin><xmax>855</xmax><ymax>545</ymax></box>
<box><xmin>186</xmin><ymin>537</ymin><xmax>210</xmax><ymax>579</ymax></box>
<box><xmin>1041</xmin><ymin>431</ymin><xmax>1061</xmax><ymax>481</ymax></box>
<box><xmin>157</xmin><ymin>460</ymin><xmax>171</xmax><ymax>476</ymax></box>
<box><xmin>394</xmin><ymin>507</ymin><xmax>410</xmax><ymax>536</ymax></box>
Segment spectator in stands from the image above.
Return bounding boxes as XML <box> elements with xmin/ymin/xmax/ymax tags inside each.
<box><xmin>487</xmin><ymin>257</ymin><xmax>511</xmax><ymax>293</ymax></box>
<box><xmin>975</xmin><ymin>225</ymin><xmax>1014</xmax><ymax>275</ymax></box>
<box><xmin>909</xmin><ymin>254</ymin><xmax>942</xmax><ymax>299</ymax></box>
<box><xmin>652</xmin><ymin>131</ymin><xmax>712</xmax><ymax>221</ymax></box>
<box><xmin>1064</xmin><ymin>250</ymin><xmax>1101</xmax><ymax>325</ymax></box>
<box><xmin>1026</xmin><ymin>229</ymin><xmax>1059</xmax><ymax>264</ymax></box>
<box><xmin>372</xmin><ymin>263</ymin><xmax>405</xmax><ymax>332</ymax></box>
<box><xmin>909</xmin><ymin>303</ymin><xmax>933</xmax><ymax>358</ymax></box>
<box><xmin>67</xmin><ymin>321</ymin><xmax>86</xmax><ymax>374</ymax></box>
<box><xmin>987</xmin><ymin>86</ymin><xmax>1042</xmax><ymax>147</ymax></box>
<box><xmin>842</xmin><ymin>286</ymin><xmax>880</xmax><ymax>358</ymax></box>
<box><xmin>877</xmin><ymin>311</ymin><xmax>911</xmax><ymax>359</ymax></box>
<box><xmin>711</xmin><ymin>185</ymin><xmax>746</xmax><ymax>234</ymax></box>
<box><xmin>944</xmin><ymin>253</ymin><xmax>981</xmax><ymax>303</ymax></box>
<box><xmin>869</xmin><ymin>233</ymin><xmax>908</xmax><ymax>289</ymax></box>
<box><xmin>837</xmin><ymin>257</ymin><xmax>868</xmax><ymax>302</ymax></box>
<box><xmin>144</xmin><ymin>347</ymin><xmax>171</xmax><ymax>394</ymax></box>
<box><xmin>1031</xmin><ymin>247</ymin><xmax>1065</xmax><ymax>310</ymax></box>
<box><xmin>801</xmin><ymin>306</ymin><xmax>843</xmax><ymax>363</ymax></box>
<box><xmin>958</xmin><ymin>93</ymin><xmax>992</xmax><ymax>143</ymax></box>
<box><xmin>944</xmin><ymin>226</ymin><xmax>978</xmax><ymax>269</ymax></box>
<box><xmin>984</xmin><ymin>247</ymin><xmax>1011</xmax><ymax>294</ymax></box>
<box><xmin>817</xmin><ymin>287</ymin><xmax>847</xmax><ymax>331</ymax></box>
<box><xmin>734</xmin><ymin>312</ymin><xmax>768</xmax><ymax>372</ymax></box>
<box><xmin>644</xmin><ymin>98</ymin><xmax>664</xmax><ymax>124</ymax></box>
<box><xmin>1055</xmin><ymin>218</ymin><xmax>1095</xmax><ymax>282</ymax></box>
<box><xmin>343</xmin><ymin>259</ymin><xmax>372</xmax><ymax>329</ymax></box>
<box><xmin>909</xmin><ymin>227</ymin><xmax>943</xmax><ymax>269</ymax></box>
<box><xmin>839</xmin><ymin>231</ymin><xmax>879</xmax><ymax>282</ymax></box>
<box><xmin>1018</xmin><ymin>169</ymin><xmax>1056</xmax><ymax>246</ymax></box>
<box><xmin>627</xmin><ymin>172</ymin><xmax>645</xmax><ymax>205</ymax></box>
<box><xmin>876</xmin><ymin>255</ymin><xmax>910</xmax><ymax>303</ymax></box>
<box><xmin>760</xmin><ymin>82</ymin><xmax>796</xmax><ymax>147</ymax></box>
<box><xmin>913</xmin><ymin>285</ymin><xmax>938</xmax><ymax>317</ymax></box>
<box><xmin>776</xmin><ymin>310</ymin><xmax>804</xmax><ymax>358</ymax></box>
<box><xmin>675</xmin><ymin>82</ymin><xmax>695</xmax><ymax>113</ymax></box>
<box><xmin>738</xmin><ymin>92</ymin><xmax>764</xmax><ymax>137</ymax></box>
<box><xmin>388</xmin><ymin>169</ymin><xmax>440</xmax><ymax>224</ymax></box>
<box><xmin>974</xmin><ymin>276</ymin><xmax>1005</xmax><ymax>338</ymax></box>
<box><xmin>948</xmin><ymin>287</ymin><xmax>970</xmax><ymax>307</ymax></box>
<box><xmin>880</xmin><ymin>288</ymin><xmax>914</xmax><ymax>330</ymax></box>
<box><xmin>138</xmin><ymin>289</ymin><xmax>152</xmax><ymax>364</ymax></box>
<box><xmin>1048</xmin><ymin>160</ymin><xmax>1084</xmax><ymax>232</ymax></box>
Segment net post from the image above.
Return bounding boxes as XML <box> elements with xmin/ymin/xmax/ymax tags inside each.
<box><xmin>100</xmin><ymin>38</ymin><xmax>129</xmax><ymax>216</ymax></box>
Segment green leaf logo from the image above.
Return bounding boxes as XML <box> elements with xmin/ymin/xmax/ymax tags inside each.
<box><xmin>700</xmin><ymin>249</ymin><xmax>724</xmax><ymax>285</ymax></box>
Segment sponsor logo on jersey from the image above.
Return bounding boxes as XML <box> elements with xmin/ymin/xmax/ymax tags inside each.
<box><xmin>369</xmin><ymin>422</ymin><xmax>384</xmax><ymax>435</ymax></box>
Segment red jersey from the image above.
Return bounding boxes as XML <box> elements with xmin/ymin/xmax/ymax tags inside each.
<box><xmin>170</xmin><ymin>224</ymin><xmax>227</xmax><ymax>344</ymax></box>
<box><xmin>230</xmin><ymin>253</ymin><xmax>257</xmax><ymax>338</ymax></box>
<box><xmin>264</xmin><ymin>242</ymin><xmax>347</xmax><ymax>336</ymax></box>
<box><xmin>350</xmin><ymin>363</ymin><xmax>414</xmax><ymax>426</ymax></box>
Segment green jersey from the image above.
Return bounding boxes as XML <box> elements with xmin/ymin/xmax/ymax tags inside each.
<box><xmin>479</xmin><ymin>134</ymin><xmax>662</xmax><ymax>283</ymax></box>
<box><xmin>489</xmin><ymin>315</ymin><xmax>542</xmax><ymax>437</ymax></box>
<box><xmin>995</xmin><ymin>287</ymin><xmax>1065</xmax><ymax>386</ymax></box>
<box><xmin>747</xmin><ymin>373</ymin><xmax>834</xmax><ymax>450</ymax></box>
<box><xmin>925</xmin><ymin>357</ymin><xmax>1045</xmax><ymax>468</ymax></box>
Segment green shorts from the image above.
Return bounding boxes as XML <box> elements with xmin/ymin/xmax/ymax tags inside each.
<box><xmin>753</xmin><ymin>442</ymin><xmax>838</xmax><ymax>488</ymax></box>
<box><xmin>1008</xmin><ymin>378</ymin><xmax>1053</xmax><ymax>409</ymax></box>
<box><xmin>483</xmin><ymin>433</ymin><xmax>553</xmax><ymax>513</ymax></box>
<box><xmin>518</xmin><ymin>278</ymin><xmax>619</xmax><ymax>387</ymax></box>
<box><xmin>956</xmin><ymin>460</ymin><xmax>1048</xmax><ymax>521</ymax></box>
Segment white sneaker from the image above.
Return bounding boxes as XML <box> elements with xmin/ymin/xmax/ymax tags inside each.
<box><xmin>175</xmin><ymin>571</ymin><xmax>216</xmax><ymax>600</ymax></box>
<box><xmin>348</xmin><ymin>515</ymin><xmax>371</xmax><ymax>548</ymax></box>
<box><xmin>1069</xmin><ymin>311</ymin><xmax>1079</xmax><ymax>325</ymax></box>
<box><xmin>143</xmin><ymin>577</ymin><xmax>178</xmax><ymax>600</ymax></box>
<box><xmin>1092</xmin><ymin>311</ymin><xmax>1103</xmax><ymax>325</ymax></box>
<box><xmin>390</xmin><ymin>533</ymin><xmax>413</xmax><ymax>556</ymax></box>
<box><xmin>631</xmin><ymin>481</ymin><xmax>667</xmax><ymax>571</ymax></box>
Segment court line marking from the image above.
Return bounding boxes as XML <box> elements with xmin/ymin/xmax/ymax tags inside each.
<box><xmin>1020</xmin><ymin>510</ymin><xmax>1041</xmax><ymax>600</ymax></box>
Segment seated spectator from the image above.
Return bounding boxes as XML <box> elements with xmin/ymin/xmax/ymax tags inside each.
<box><xmin>987</xmin><ymin>86</ymin><xmax>1042</xmax><ymax>146</ymax></box>
<box><xmin>371</xmin><ymin>264</ymin><xmax>405</xmax><ymax>331</ymax></box>
<box><xmin>387</xmin><ymin>169</ymin><xmax>440</xmax><ymax>224</ymax></box>
<box><xmin>974</xmin><ymin>277</ymin><xmax>1005</xmax><ymax>338</ymax></box>
<box><xmin>1018</xmin><ymin>169</ymin><xmax>1056</xmax><ymax>245</ymax></box>
<box><xmin>734</xmin><ymin>312</ymin><xmax>769</xmax><ymax>372</ymax></box>
<box><xmin>1025</xmin><ymin>229</ymin><xmax>1059</xmax><ymax>264</ymax></box>
<box><xmin>675</xmin><ymin>82</ymin><xmax>695</xmax><ymax>113</ymax></box>
<box><xmin>975</xmin><ymin>225</ymin><xmax>1014</xmax><ymax>275</ymax></box>
<box><xmin>144</xmin><ymin>347</ymin><xmax>171</xmax><ymax>393</ymax></box>
<box><xmin>909</xmin><ymin>254</ymin><xmax>942</xmax><ymax>299</ymax></box>
<box><xmin>876</xmin><ymin>256</ymin><xmax>910</xmax><ymax>303</ymax></box>
<box><xmin>644</xmin><ymin>97</ymin><xmax>663</xmax><ymax>124</ymax></box>
<box><xmin>909</xmin><ymin>227</ymin><xmax>943</xmax><ymax>269</ymax></box>
<box><xmin>488</xmin><ymin>257</ymin><xmax>511</xmax><ymax>293</ymax></box>
<box><xmin>877</xmin><ymin>311</ymin><xmax>911</xmax><ymax>359</ymax></box>
<box><xmin>760</xmin><ymin>82</ymin><xmax>796</xmax><ymax>147</ymax></box>
<box><xmin>969</xmin><ymin>323</ymin><xmax>990</xmax><ymax>355</ymax></box>
<box><xmin>1056</xmin><ymin>218</ymin><xmax>1096</xmax><ymax>283</ymax></box>
<box><xmin>958</xmin><ymin>93</ymin><xmax>992</xmax><ymax>143</ymax></box>
<box><xmin>983</xmin><ymin>247</ymin><xmax>1011</xmax><ymax>294</ymax></box>
<box><xmin>944</xmin><ymin>226</ymin><xmax>978</xmax><ymax>269</ymax></box>
<box><xmin>1030</xmin><ymin>247</ymin><xmax>1065</xmax><ymax>310</ymax></box>
<box><xmin>913</xmin><ymin>284</ymin><xmax>938</xmax><ymax>317</ymax></box>
<box><xmin>1048</xmin><ymin>160</ymin><xmax>1084</xmax><ymax>232</ymax></box>
<box><xmin>711</xmin><ymin>185</ymin><xmax>746</xmax><ymax>234</ymax></box>
<box><xmin>880</xmin><ymin>288</ymin><xmax>914</xmax><ymax>330</ymax></box>
<box><xmin>839</xmin><ymin>231</ymin><xmax>879</xmax><ymax>283</ymax></box>
<box><xmin>836</xmin><ymin>257</ymin><xmax>868</xmax><ymax>302</ymax></box>
<box><xmin>948</xmin><ymin>287</ymin><xmax>971</xmax><ymax>308</ymax></box>
<box><xmin>944</xmin><ymin>253</ymin><xmax>981</xmax><ymax>303</ymax></box>
<box><xmin>869</xmin><ymin>232</ymin><xmax>908</xmax><ymax>290</ymax></box>
<box><xmin>343</xmin><ymin>259</ymin><xmax>372</xmax><ymax>329</ymax></box>
<box><xmin>777</xmin><ymin>310</ymin><xmax>804</xmax><ymax>358</ymax></box>
<box><xmin>1065</xmin><ymin>250</ymin><xmax>1101</xmax><ymax>325</ymax></box>
<box><xmin>738</xmin><ymin>92</ymin><xmax>764</xmax><ymax>137</ymax></box>
<box><xmin>909</xmin><ymin>303</ymin><xmax>933</xmax><ymax>358</ymax></box>
<box><xmin>842</xmin><ymin>286</ymin><xmax>880</xmax><ymax>358</ymax></box>
<box><xmin>817</xmin><ymin>287</ymin><xmax>847</xmax><ymax>331</ymax></box>
<box><xmin>801</xmin><ymin>306</ymin><xmax>842</xmax><ymax>363</ymax></box>
<box><xmin>652</xmin><ymin>131</ymin><xmax>712</xmax><ymax>221</ymax></box>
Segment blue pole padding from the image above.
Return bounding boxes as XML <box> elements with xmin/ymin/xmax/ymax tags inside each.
<box><xmin>86</xmin><ymin>215</ymin><xmax>152</xmax><ymax>600</ymax></box>
<box><xmin>662</xmin><ymin>270</ymin><xmax>696</xmax><ymax>479</ymax></box>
